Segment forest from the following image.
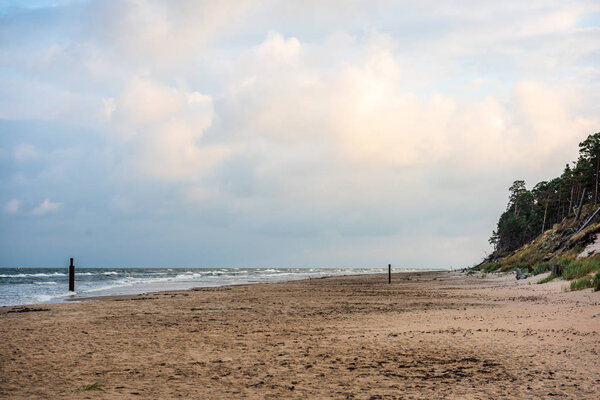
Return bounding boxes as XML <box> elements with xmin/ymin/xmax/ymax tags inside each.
<box><xmin>489</xmin><ymin>132</ymin><xmax>600</xmax><ymax>255</ymax></box>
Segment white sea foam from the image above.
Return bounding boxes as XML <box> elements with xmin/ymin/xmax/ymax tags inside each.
<box><xmin>32</xmin><ymin>291</ymin><xmax>76</xmax><ymax>304</ymax></box>
<box><xmin>83</xmin><ymin>282</ymin><xmax>132</xmax><ymax>293</ymax></box>
<box><xmin>0</xmin><ymin>272</ymin><xmax>66</xmax><ymax>278</ymax></box>
<box><xmin>1</xmin><ymin>267</ymin><xmax>397</xmax><ymax>306</ymax></box>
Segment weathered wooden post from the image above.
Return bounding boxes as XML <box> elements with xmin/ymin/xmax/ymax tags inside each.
<box><xmin>551</xmin><ymin>263</ymin><xmax>563</xmax><ymax>277</ymax></box>
<box><xmin>388</xmin><ymin>264</ymin><xmax>391</xmax><ymax>284</ymax></box>
<box><xmin>69</xmin><ymin>257</ymin><xmax>75</xmax><ymax>292</ymax></box>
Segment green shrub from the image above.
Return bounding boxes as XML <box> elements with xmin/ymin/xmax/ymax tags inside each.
<box><xmin>81</xmin><ymin>382</ymin><xmax>103</xmax><ymax>391</ymax></box>
<box><xmin>593</xmin><ymin>272</ymin><xmax>600</xmax><ymax>292</ymax></box>
<box><xmin>561</xmin><ymin>259</ymin><xmax>600</xmax><ymax>280</ymax></box>
<box><xmin>555</xmin><ymin>258</ymin><xmax>572</xmax><ymax>266</ymax></box>
<box><xmin>569</xmin><ymin>277</ymin><xmax>593</xmax><ymax>291</ymax></box>
<box><xmin>532</xmin><ymin>262</ymin><xmax>552</xmax><ymax>275</ymax></box>
<box><xmin>482</xmin><ymin>262</ymin><xmax>501</xmax><ymax>273</ymax></box>
<box><xmin>537</xmin><ymin>275</ymin><xmax>556</xmax><ymax>284</ymax></box>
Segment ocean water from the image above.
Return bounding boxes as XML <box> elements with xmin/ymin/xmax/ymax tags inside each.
<box><xmin>0</xmin><ymin>267</ymin><xmax>390</xmax><ymax>306</ymax></box>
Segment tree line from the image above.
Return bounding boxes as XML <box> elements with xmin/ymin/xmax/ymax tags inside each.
<box><xmin>490</xmin><ymin>132</ymin><xmax>600</xmax><ymax>254</ymax></box>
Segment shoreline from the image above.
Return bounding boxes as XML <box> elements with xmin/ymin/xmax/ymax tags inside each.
<box><xmin>60</xmin><ymin>273</ymin><xmax>368</xmax><ymax>305</ymax></box>
<box><xmin>1</xmin><ymin>270</ymin><xmax>598</xmax><ymax>398</ymax></box>
<box><xmin>64</xmin><ymin>270</ymin><xmax>448</xmax><ymax>305</ymax></box>
<box><xmin>0</xmin><ymin>267</ymin><xmax>444</xmax><ymax>308</ymax></box>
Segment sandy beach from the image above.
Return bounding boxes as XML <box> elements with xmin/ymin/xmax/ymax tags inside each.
<box><xmin>1</xmin><ymin>271</ymin><xmax>599</xmax><ymax>399</ymax></box>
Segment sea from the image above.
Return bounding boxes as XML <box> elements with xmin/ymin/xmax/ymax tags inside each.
<box><xmin>0</xmin><ymin>267</ymin><xmax>393</xmax><ymax>307</ymax></box>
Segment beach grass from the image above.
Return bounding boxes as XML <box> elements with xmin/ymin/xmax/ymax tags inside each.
<box><xmin>531</xmin><ymin>262</ymin><xmax>552</xmax><ymax>275</ymax></box>
<box><xmin>482</xmin><ymin>262</ymin><xmax>501</xmax><ymax>273</ymax></box>
<box><xmin>533</xmin><ymin>258</ymin><xmax>600</xmax><ymax>289</ymax></box>
<box><xmin>593</xmin><ymin>272</ymin><xmax>600</xmax><ymax>292</ymax></box>
<box><xmin>569</xmin><ymin>276</ymin><xmax>593</xmax><ymax>291</ymax></box>
<box><xmin>537</xmin><ymin>274</ymin><xmax>556</xmax><ymax>284</ymax></box>
<box><xmin>561</xmin><ymin>259</ymin><xmax>600</xmax><ymax>280</ymax></box>
<box><xmin>80</xmin><ymin>382</ymin><xmax>104</xmax><ymax>391</ymax></box>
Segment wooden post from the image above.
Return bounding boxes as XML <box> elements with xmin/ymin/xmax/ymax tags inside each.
<box><xmin>388</xmin><ymin>264</ymin><xmax>391</xmax><ymax>284</ymax></box>
<box><xmin>69</xmin><ymin>258</ymin><xmax>75</xmax><ymax>292</ymax></box>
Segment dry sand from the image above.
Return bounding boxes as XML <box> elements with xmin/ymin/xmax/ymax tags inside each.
<box><xmin>1</xmin><ymin>271</ymin><xmax>599</xmax><ymax>399</ymax></box>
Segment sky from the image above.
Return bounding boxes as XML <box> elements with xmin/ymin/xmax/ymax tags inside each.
<box><xmin>1</xmin><ymin>1</ymin><xmax>600</xmax><ymax>268</ymax></box>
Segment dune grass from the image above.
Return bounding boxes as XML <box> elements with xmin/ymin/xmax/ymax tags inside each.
<box><xmin>593</xmin><ymin>272</ymin><xmax>600</xmax><ymax>292</ymax></box>
<box><xmin>535</xmin><ymin>258</ymin><xmax>600</xmax><ymax>289</ymax></box>
<box><xmin>531</xmin><ymin>262</ymin><xmax>552</xmax><ymax>276</ymax></box>
<box><xmin>482</xmin><ymin>262</ymin><xmax>501</xmax><ymax>273</ymax></box>
<box><xmin>561</xmin><ymin>259</ymin><xmax>600</xmax><ymax>280</ymax></box>
<box><xmin>537</xmin><ymin>274</ymin><xmax>557</xmax><ymax>284</ymax></box>
<box><xmin>569</xmin><ymin>277</ymin><xmax>593</xmax><ymax>291</ymax></box>
<box><xmin>81</xmin><ymin>382</ymin><xmax>104</xmax><ymax>391</ymax></box>
<box><xmin>479</xmin><ymin>255</ymin><xmax>600</xmax><ymax>290</ymax></box>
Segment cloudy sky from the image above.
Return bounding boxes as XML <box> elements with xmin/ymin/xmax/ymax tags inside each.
<box><xmin>1</xmin><ymin>1</ymin><xmax>599</xmax><ymax>268</ymax></box>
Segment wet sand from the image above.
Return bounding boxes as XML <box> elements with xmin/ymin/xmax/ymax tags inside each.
<box><xmin>1</xmin><ymin>271</ymin><xmax>599</xmax><ymax>399</ymax></box>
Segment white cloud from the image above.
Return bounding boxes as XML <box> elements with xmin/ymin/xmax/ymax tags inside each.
<box><xmin>255</xmin><ymin>32</ymin><xmax>301</xmax><ymax>66</ymax></box>
<box><xmin>102</xmin><ymin>97</ymin><xmax>116</xmax><ymax>120</ymax></box>
<box><xmin>85</xmin><ymin>0</ymin><xmax>257</xmax><ymax>69</ymax></box>
<box><xmin>4</xmin><ymin>199</ymin><xmax>20</xmax><ymax>214</ymax></box>
<box><xmin>31</xmin><ymin>199</ymin><xmax>61</xmax><ymax>215</ymax></box>
<box><xmin>1</xmin><ymin>1</ymin><xmax>600</xmax><ymax>266</ymax></box>
<box><xmin>109</xmin><ymin>78</ymin><xmax>231</xmax><ymax>180</ymax></box>
<box><xmin>217</xmin><ymin>32</ymin><xmax>598</xmax><ymax>176</ymax></box>
<box><xmin>13</xmin><ymin>143</ymin><xmax>39</xmax><ymax>161</ymax></box>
